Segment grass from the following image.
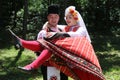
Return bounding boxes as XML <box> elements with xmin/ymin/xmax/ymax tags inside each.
<box><xmin>0</xmin><ymin>47</ymin><xmax>42</xmax><ymax>80</ymax></box>
<box><xmin>96</xmin><ymin>50</ymin><xmax>120</xmax><ymax>80</ymax></box>
<box><xmin>0</xmin><ymin>47</ymin><xmax>73</xmax><ymax>80</ymax></box>
<box><xmin>0</xmin><ymin>35</ymin><xmax>120</xmax><ymax>80</ymax></box>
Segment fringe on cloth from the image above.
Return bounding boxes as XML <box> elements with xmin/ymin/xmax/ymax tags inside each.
<box><xmin>38</xmin><ymin>37</ymin><xmax>106</xmax><ymax>80</ymax></box>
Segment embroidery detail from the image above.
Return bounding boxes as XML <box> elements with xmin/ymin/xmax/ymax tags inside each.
<box><xmin>50</xmin><ymin>76</ymin><xmax>57</xmax><ymax>80</ymax></box>
<box><xmin>39</xmin><ymin>38</ymin><xmax>105</xmax><ymax>80</ymax></box>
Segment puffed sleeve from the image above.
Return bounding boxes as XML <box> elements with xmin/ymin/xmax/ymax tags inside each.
<box><xmin>37</xmin><ymin>30</ymin><xmax>46</xmax><ymax>40</ymax></box>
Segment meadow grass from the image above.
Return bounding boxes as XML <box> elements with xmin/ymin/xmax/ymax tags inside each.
<box><xmin>0</xmin><ymin>39</ymin><xmax>120</xmax><ymax>80</ymax></box>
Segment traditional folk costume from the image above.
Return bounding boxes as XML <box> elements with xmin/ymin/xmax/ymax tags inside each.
<box><xmin>13</xmin><ymin>25</ymin><xmax>105</xmax><ymax>80</ymax></box>
<box><xmin>36</xmin><ymin>6</ymin><xmax>105</xmax><ymax>80</ymax></box>
<box><xmin>9</xmin><ymin>6</ymin><xmax>105</xmax><ymax>80</ymax></box>
<box><xmin>37</xmin><ymin>22</ymin><xmax>67</xmax><ymax>80</ymax></box>
<box><xmin>38</xmin><ymin>27</ymin><xmax>104</xmax><ymax>80</ymax></box>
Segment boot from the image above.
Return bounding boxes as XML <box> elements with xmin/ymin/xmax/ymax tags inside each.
<box><xmin>8</xmin><ymin>29</ymin><xmax>22</xmax><ymax>49</ymax></box>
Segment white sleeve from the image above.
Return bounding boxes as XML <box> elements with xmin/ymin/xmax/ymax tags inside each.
<box><xmin>42</xmin><ymin>21</ymin><xmax>48</xmax><ymax>30</ymax></box>
<box><xmin>67</xmin><ymin>27</ymin><xmax>87</xmax><ymax>37</ymax></box>
<box><xmin>37</xmin><ymin>30</ymin><xmax>46</xmax><ymax>40</ymax></box>
<box><xmin>57</xmin><ymin>25</ymin><xmax>66</xmax><ymax>30</ymax></box>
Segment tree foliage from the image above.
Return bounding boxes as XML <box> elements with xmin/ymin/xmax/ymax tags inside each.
<box><xmin>0</xmin><ymin>0</ymin><xmax>120</xmax><ymax>46</ymax></box>
<box><xmin>0</xmin><ymin>0</ymin><xmax>24</xmax><ymax>46</ymax></box>
<box><xmin>75</xmin><ymin>0</ymin><xmax>120</xmax><ymax>35</ymax></box>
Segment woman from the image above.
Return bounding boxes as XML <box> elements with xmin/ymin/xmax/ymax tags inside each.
<box><xmin>10</xmin><ymin>6</ymin><xmax>105</xmax><ymax>80</ymax></box>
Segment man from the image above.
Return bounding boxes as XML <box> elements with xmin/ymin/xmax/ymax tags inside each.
<box><xmin>36</xmin><ymin>4</ymin><xmax>68</xmax><ymax>80</ymax></box>
<box><xmin>9</xmin><ymin>4</ymin><xmax>68</xmax><ymax>80</ymax></box>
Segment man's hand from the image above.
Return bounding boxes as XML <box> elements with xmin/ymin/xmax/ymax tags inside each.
<box><xmin>44</xmin><ymin>32</ymin><xmax>70</xmax><ymax>40</ymax></box>
<box><xmin>46</xmin><ymin>32</ymin><xmax>56</xmax><ymax>38</ymax></box>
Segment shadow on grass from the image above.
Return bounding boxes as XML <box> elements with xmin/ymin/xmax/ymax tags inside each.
<box><xmin>0</xmin><ymin>53</ymin><xmax>42</xmax><ymax>80</ymax></box>
<box><xmin>92</xmin><ymin>35</ymin><xmax>120</xmax><ymax>74</ymax></box>
<box><xmin>0</xmin><ymin>46</ymin><xmax>42</xmax><ymax>80</ymax></box>
<box><xmin>96</xmin><ymin>52</ymin><xmax>120</xmax><ymax>73</ymax></box>
<box><xmin>92</xmin><ymin>35</ymin><xmax>120</xmax><ymax>51</ymax></box>
<box><xmin>0</xmin><ymin>69</ymin><xmax>42</xmax><ymax>80</ymax></box>
<box><xmin>7</xmin><ymin>48</ymin><xmax>24</xmax><ymax>68</ymax></box>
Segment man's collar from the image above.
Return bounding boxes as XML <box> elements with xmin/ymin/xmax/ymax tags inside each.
<box><xmin>48</xmin><ymin>23</ymin><xmax>57</xmax><ymax>28</ymax></box>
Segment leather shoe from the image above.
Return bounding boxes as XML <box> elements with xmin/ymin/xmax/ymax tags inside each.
<box><xmin>18</xmin><ymin>66</ymin><xmax>38</xmax><ymax>74</ymax></box>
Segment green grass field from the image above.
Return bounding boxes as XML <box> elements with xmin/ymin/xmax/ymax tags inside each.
<box><xmin>0</xmin><ymin>35</ymin><xmax>120</xmax><ymax>80</ymax></box>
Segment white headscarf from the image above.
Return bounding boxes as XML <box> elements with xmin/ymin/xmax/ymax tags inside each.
<box><xmin>65</xmin><ymin>6</ymin><xmax>91</xmax><ymax>42</ymax></box>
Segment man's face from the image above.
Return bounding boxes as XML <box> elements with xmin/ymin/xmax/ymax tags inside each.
<box><xmin>47</xmin><ymin>14</ymin><xmax>59</xmax><ymax>27</ymax></box>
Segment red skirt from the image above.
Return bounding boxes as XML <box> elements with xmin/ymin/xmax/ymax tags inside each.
<box><xmin>38</xmin><ymin>37</ymin><xmax>105</xmax><ymax>80</ymax></box>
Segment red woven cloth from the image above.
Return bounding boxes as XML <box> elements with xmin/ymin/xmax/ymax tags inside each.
<box><xmin>55</xmin><ymin>37</ymin><xmax>101</xmax><ymax>68</ymax></box>
<box><xmin>38</xmin><ymin>37</ymin><xmax>105</xmax><ymax>80</ymax></box>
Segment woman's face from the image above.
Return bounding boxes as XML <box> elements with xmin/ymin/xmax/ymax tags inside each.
<box><xmin>47</xmin><ymin>14</ymin><xmax>59</xmax><ymax>27</ymax></box>
<box><xmin>65</xmin><ymin>13</ymin><xmax>77</xmax><ymax>26</ymax></box>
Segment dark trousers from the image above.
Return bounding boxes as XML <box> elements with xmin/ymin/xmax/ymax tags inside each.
<box><xmin>41</xmin><ymin>65</ymin><xmax>68</xmax><ymax>80</ymax></box>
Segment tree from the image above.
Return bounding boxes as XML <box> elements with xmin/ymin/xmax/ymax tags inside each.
<box><xmin>0</xmin><ymin>0</ymin><xmax>24</xmax><ymax>47</ymax></box>
<box><xmin>23</xmin><ymin>0</ymin><xmax>28</xmax><ymax>39</ymax></box>
<box><xmin>75</xmin><ymin>0</ymin><xmax>120</xmax><ymax>35</ymax></box>
<box><xmin>0</xmin><ymin>0</ymin><xmax>119</xmax><ymax>48</ymax></box>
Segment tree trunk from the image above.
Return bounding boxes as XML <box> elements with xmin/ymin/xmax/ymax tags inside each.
<box><xmin>23</xmin><ymin>0</ymin><xmax>28</xmax><ymax>39</ymax></box>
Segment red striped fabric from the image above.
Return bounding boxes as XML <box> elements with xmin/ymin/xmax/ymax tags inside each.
<box><xmin>38</xmin><ymin>37</ymin><xmax>105</xmax><ymax>80</ymax></box>
<box><xmin>48</xmin><ymin>59</ymin><xmax>79</xmax><ymax>79</ymax></box>
<box><xmin>54</xmin><ymin>37</ymin><xmax>101</xmax><ymax>69</ymax></box>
